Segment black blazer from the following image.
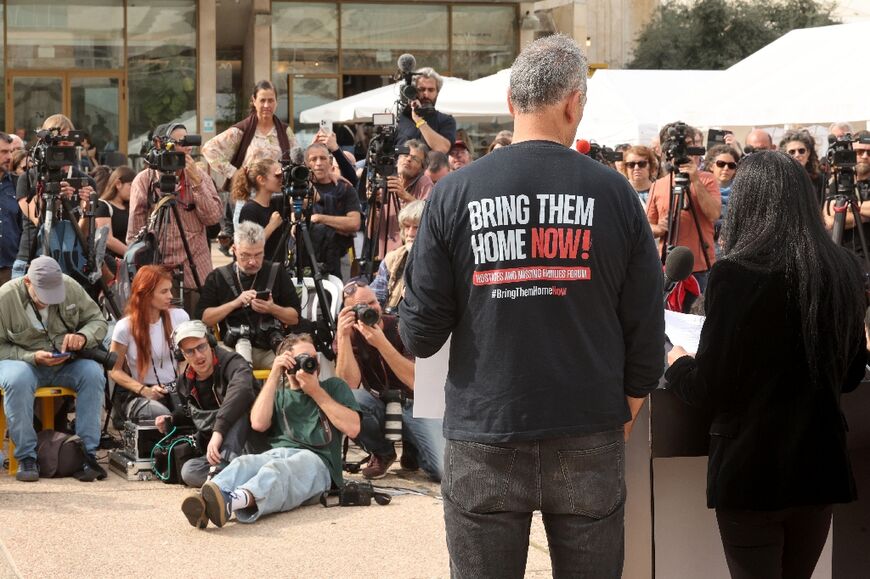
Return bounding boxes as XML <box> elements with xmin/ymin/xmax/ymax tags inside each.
<box><xmin>666</xmin><ymin>259</ymin><xmax>866</xmax><ymax>510</ymax></box>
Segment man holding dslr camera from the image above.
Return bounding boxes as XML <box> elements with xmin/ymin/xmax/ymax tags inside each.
<box><xmin>396</xmin><ymin>68</ymin><xmax>456</xmax><ymax>155</ymax></box>
<box><xmin>181</xmin><ymin>333</ymin><xmax>360</xmax><ymax>529</ymax></box>
<box><xmin>0</xmin><ymin>256</ymin><xmax>108</xmax><ymax>482</ymax></box>
<box><xmin>823</xmin><ymin>130</ymin><xmax>870</xmax><ymax>267</ymax></box>
<box><xmin>195</xmin><ymin>221</ymin><xmax>300</xmax><ymax>368</ymax></box>
<box><xmin>335</xmin><ymin>280</ymin><xmax>444</xmax><ymax>481</ymax></box>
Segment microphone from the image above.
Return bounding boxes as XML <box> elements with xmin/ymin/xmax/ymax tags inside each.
<box><xmin>663</xmin><ymin>246</ymin><xmax>694</xmax><ymax>297</ymax></box>
<box><xmin>397</xmin><ymin>53</ymin><xmax>417</xmax><ymax>74</ymax></box>
<box><xmin>288</xmin><ymin>146</ymin><xmax>305</xmax><ymax>165</ymax></box>
<box><xmin>575</xmin><ymin>139</ymin><xmax>591</xmax><ymax>154</ymax></box>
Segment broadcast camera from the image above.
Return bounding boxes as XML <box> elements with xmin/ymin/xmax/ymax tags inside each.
<box><xmin>144</xmin><ymin>131</ymin><xmax>202</xmax><ymax>194</ymax></box>
<box><xmin>662</xmin><ymin>122</ymin><xmax>706</xmax><ymax>169</ymax></box>
<box><xmin>587</xmin><ymin>143</ymin><xmax>623</xmax><ymax>165</ymax></box>
<box><xmin>30</xmin><ymin>128</ymin><xmax>85</xmax><ymax>196</ymax></box>
<box><xmin>826</xmin><ymin>133</ymin><xmax>870</xmax><ymax>199</ymax></box>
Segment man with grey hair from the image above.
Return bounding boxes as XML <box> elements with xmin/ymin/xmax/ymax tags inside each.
<box><xmin>194</xmin><ymin>221</ymin><xmax>300</xmax><ymax>368</ymax></box>
<box><xmin>829</xmin><ymin>121</ymin><xmax>853</xmax><ymax>141</ymax></box>
<box><xmin>396</xmin><ymin>67</ymin><xmax>456</xmax><ymax>154</ymax></box>
<box><xmin>400</xmin><ymin>34</ymin><xmax>663</xmax><ymax>576</ymax></box>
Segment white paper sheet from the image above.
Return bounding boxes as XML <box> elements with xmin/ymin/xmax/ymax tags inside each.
<box><xmin>664</xmin><ymin>310</ymin><xmax>705</xmax><ymax>354</ymax></box>
<box><xmin>412</xmin><ymin>336</ymin><xmax>450</xmax><ymax>419</ymax></box>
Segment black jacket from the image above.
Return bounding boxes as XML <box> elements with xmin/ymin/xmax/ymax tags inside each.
<box><xmin>177</xmin><ymin>345</ymin><xmax>258</xmax><ymax>436</ymax></box>
<box><xmin>666</xmin><ymin>259</ymin><xmax>866</xmax><ymax>510</ymax></box>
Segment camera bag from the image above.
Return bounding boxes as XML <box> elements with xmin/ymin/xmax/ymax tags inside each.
<box><xmin>36</xmin><ymin>429</ymin><xmax>88</xmax><ymax>478</ymax></box>
<box><xmin>151</xmin><ymin>432</ymin><xmax>199</xmax><ymax>484</ymax></box>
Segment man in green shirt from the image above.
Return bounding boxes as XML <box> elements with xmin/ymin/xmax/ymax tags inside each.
<box><xmin>181</xmin><ymin>333</ymin><xmax>360</xmax><ymax>528</ymax></box>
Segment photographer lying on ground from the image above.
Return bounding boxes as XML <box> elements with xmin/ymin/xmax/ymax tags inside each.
<box><xmin>181</xmin><ymin>333</ymin><xmax>360</xmax><ymax>528</ymax></box>
<box><xmin>335</xmin><ymin>280</ymin><xmax>444</xmax><ymax>481</ymax></box>
<box><xmin>155</xmin><ymin>320</ymin><xmax>258</xmax><ymax>488</ymax></box>
<box><xmin>0</xmin><ymin>256</ymin><xmax>108</xmax><ymax>482</ymax></box>
<box><xmin>194</xmin><ymin>221</ymin><xmax>300</xmax><ymax>369</ymax></box>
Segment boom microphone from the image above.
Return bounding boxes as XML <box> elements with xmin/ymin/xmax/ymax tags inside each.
<box><xmin>397</xmin><ymin>53</ymin><xmax>417</xmax><ymax>74</ymax></box>
<box><xmin>288</xmin><ymin>146</ymin><xmax>305</xmax><ymax>165</ymax></box>
<box><xmin>575</xmin><ymin>139</ymin><xmax>591</xmax><ymax>154</ymax></box>
<box><xmin>664</xmin><ymin>246</ymin><xmax>695</xmax><ymax>296</ymax></box>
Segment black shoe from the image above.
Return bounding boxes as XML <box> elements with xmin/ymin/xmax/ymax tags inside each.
<box><xmin>181</xmin><ymin>494</ymin><xmax>209</xmax><ymax>529</ymax></box>
<box><xmin>79</xmin><ymin>453</ymin><xmax>107</xmax><ymax>481</ymax></box>
<box><xmin>400</xmin><ymin>442</ymin><xmax>419</xmax><ymax>471</ymax></box>
<box><xmin>16</xmin><ymin>457</ymin><xmax>39</xmax><ymax>482</ymax></box>
<box><xmin>201</xmin><ymin>481</ymin><xmax>233</xmax><ymax>528</ymax></box>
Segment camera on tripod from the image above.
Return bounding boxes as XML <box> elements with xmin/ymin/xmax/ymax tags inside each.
<box><xmin>663</xmin><ymin>122</ymin><xmax>706</xmax><ymax>170</ymax></box>
<box><xmin>31</xmin><ymin>128</ymin><xmax>85</xmax><ymax>193</ymax></box>
<box><xmin>587</xmin><ymin>143</ymin><xmax>623</xmax><ymax>165</ymax></box>
<box><xmin>145</xmin><ymin>132</ymin><xmax>202</xmax><ymax>194</ymax></box>
<box><xmin>827</xmin><ymin>134</ymin><xmax>859</xmax><ymax>173</ymax></box>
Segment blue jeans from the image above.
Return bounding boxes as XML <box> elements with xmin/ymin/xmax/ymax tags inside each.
<box><xmin>443</xmin><ymin>430</ymin><xmax>626</xmax><ymax>579</ymax></box>
<box><xmin>211</xmin><ymin>447</ymin><xmax>330</xmax><ymax>523</ymax></box>
<box><xmin>0</xmin><ymin>359</ymin><xmax>105</xmax><ymax>460</ymax></box>
<box><xmin>352</xmin><ymin>387</ymin><xmax>445</xmax><ymax>482</ymax></box>
<box><xmin>11</xmin><ymin>259</ymin><xmax>27</xmax><ymax>280</ymax></box>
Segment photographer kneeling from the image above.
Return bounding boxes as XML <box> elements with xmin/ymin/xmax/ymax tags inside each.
<box><xmin>335</xmin><ymin>280</ymin><xmax>444</xmax><ymax>481</ymax></box>
<box><xmin>156</xmin><ymin>320</ymin><xmax>258</xmax><ymax>488</ymax></box>
<box><xmin>194</xmin><ymin>221</ymin><xmax>300</xmax><ymax>368</ymax></box>
<box><xmin>180</xmin><ymin>333</ymin><xmax>360</xmax><ymax>529</ymax></box>
<box><xmin>0</xmin><ymin>256</ymin><xmax>108</xmax><ymax>482</ymax></box>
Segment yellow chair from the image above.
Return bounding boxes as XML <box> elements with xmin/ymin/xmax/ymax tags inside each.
<box><xmin>0</xmin><ymin>386</ymin><xmax>77</xmax><ymax>476</ymax></box>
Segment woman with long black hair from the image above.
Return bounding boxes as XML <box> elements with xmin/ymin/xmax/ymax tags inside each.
<box><xmin>666</xmin><ymin>151</ymin><xmax>866</xmax><ymax>579</ymax></box>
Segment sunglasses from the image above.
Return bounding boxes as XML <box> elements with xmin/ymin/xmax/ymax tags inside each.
<box><xmin>342</xmin><ymin>280</ymin><xmax>368</xmax><ymax>297</ymax></box>
<box><xmin>181</xmin><ymin>342</ymin><xmax>210</xmax><ymax>357</ymax></box>
<box><xmin>625</xmin><ymin>161</ymin><xmax>648</xmax><ymax>169</ymax></box>
<box><xmin>714</xmin><ymin>160</ymin><xmax>738</xmax><ymax>170</ymax></box>
<box><xmin>856</xmin><ymin>149</ymin><xmax>870</xmax><ymax>157</ymax></box>
<box><xmin>787</xmin><ymin>147</ymin><xmax>807</xmax><ymax>156</ymax></box>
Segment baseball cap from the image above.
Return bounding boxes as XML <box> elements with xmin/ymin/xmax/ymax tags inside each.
<box><xmin>449</xmin><ymin>140</ymin><xmax>468</xmax><ymax>152</ymax></box>
<box><xmin>172</xmin><ymin>320</ymin><xmax>209</xmax><ymax>348</ymax></box>
<box><xmin>26</xmin><ymin>256</ymin><xmax>65</xmax><ymax>305</ymax></box>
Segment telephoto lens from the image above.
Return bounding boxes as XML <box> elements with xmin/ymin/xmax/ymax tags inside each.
<box><xmin>382</xmin><ymin>389</ymin><xmax>403</xmax><ymax>442</ymax></box>
<box><xmin>294</xmin><ymin>353</ymin><xmax>319</xmax><ymax>374</ymax></box>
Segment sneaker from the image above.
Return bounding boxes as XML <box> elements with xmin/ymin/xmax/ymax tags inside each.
<box><xmin>361</xmin><ymin>453</ymin><xmax>396</xmax><ymax>480</ymax></box>
<box><xmin>16</xmin><ymin>457</ymin><xmax>39</xmax><ymax>482</ymax></box>
<box><xmin>181</xmin><ymin>494</ymin><xmax>209</xmax><ymax>529</ymax></box>
<box><xmin>201</xmin><ymin>481</ymin><xmax>233</xmax><ymax>528</ymax></box>
<box><xmin>400</xmin><ymin>443</ymin><xmax>419</xmax><ymax>471</ymax></box>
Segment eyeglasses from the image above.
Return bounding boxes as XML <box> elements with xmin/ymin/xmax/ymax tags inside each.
<box><xmin>342</xmin><ymin>280</ymin><xmax>368</xmax><ymax>297</ymax></box>
<box><xmin>855</xmin><ymin>149</ymin><xmax>870</xmax><ymax>157</ymax></box>
<box><xmin>625</xmin><ymin>161</ymin><xmax>648</xmax><ymax>169</ymax></box>
<box><xmin>714</xmin><ymin>160</ymin><xmax>738</xmax><ymax>170</ymax></box>
<box><xmin>787</xmin><ymin>147</ymin><xmax>807</xmax><ymax>156</ymax></box>
<box><xmin>181</xmin><ymin>342</ymin><xmax>210</xmax><ymax>357</ymax></box>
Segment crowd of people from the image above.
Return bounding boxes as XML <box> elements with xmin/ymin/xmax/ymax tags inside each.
<box><xmin>0</xmin><ymin>32</ymin><xmax>867</xmax><ymax>579</ymax></box>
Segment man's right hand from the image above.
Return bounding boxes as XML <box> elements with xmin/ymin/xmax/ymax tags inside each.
<box><xmin>337</xmin><ymin>305</ymin><xmax>357</xmax><ymax>339</ymax></box>
<box><xmin>155</xmin><ymin>415</ymin><xmax>172</xmax><ymax>434</ymax></box>
<box><xmin>34</xmin><ymin>350</ymin><xmax>69</xmax><ymax>367</ymax></box>
<box><xmin>235</xmin><ymin>289</ymin><xmax>258</xmax><ymax>309</ymax></box>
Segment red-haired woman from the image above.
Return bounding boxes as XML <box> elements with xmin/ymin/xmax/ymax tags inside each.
<box><xmin>109</xmin><ymin>265</ymin><xmax>189</xmax><ymax>422</ymax></box>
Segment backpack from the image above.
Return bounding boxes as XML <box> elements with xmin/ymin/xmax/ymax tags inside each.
<box><xmin>36</xmin><ymin>430</ymin><xmax>88</xmax><ymax>478</ymax></box>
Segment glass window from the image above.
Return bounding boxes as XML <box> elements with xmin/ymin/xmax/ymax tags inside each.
<box><xmin>272</xmin><ymin>3</ymin><xmax>339</xmax><ymax>74</ymax></box>
<box><xmin>216</xmin><ymin>49</ymin><xmax>245</xmax><ymax>134</ymax></box>
<box><xmin>6</xmin><ymin>0</ymin><xmax>124</xmax><ymax>69</ymax></box>
<box><xmin>451</xmin><ymin>6</ymin><xmax>518</xmax><ymax>80</ymax></box>
<box><xmin>341</xmin><ymin>4</ymin><xmax>448</xmax><ymax>73</ymax></box>
<box><xmin>275</xmin><ymin>75</ymin><xmax>339</xmax><ymax>139</ymax></box>
<box><xmin>126</xmin><ymin>0</ymin><xmax>197</xmax><ymax>156</ymax></box>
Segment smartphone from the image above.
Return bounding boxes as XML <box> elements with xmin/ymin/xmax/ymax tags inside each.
<box><xmin>255</xmin><ymin>290</ymin><xmax>271</xmax><ymax>300</ymax></box>
<box><xmin>707</xmin><ymin>129</ymin><xmax>732</xmax><ymax>150</ymax></box>
<box><xmin>319</xmin><ymin>120</ymin><xmax>332</xmax><ymax>135</ymax></box>
<box><xmin>50</xmin><ymin>351</ymin><xmax>71</xmax><ymax>358</ymax></box>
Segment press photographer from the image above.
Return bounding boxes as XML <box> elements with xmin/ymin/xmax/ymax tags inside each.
<box><xmin>0</xmin><ymin>132</ymin><xmax>18</xmax><ymax>287</ymax></box>
<box><xmin>126</xmin><ymin>123</ymin><xmax>222</xmax><ymax>312</ymax></box>
<box><xmin>646</xmin><ymin>121</ymin><xmax>721</xmax><ymax>291</ymax></box>
<box><xmin>823</xmin><ymin>130</ymin><xmax>870</xmax><ymax>270</ymax></box>
<box><xmin>195</xmin><ymin>221</ymin><xmax>300</xmax><ymax>369</ymax></box>
<box><xmin>394</xmin><ymin>58</ymin><xmax>456</xmax><ymax>154</ymax></box>
<box><xmin>154</xmin><ymin>320</ymin><xmax>258</xmax><ymax>488</ymax></box>
<box><xmin>179</xmin><ymin>333</ymin><xmax>360</xmax><ymax>529</ymax></box>
<box><xmin>12</xmin><ymin>115</ymin><xmax>97</xmax><ymax>283</ymax></box>
<box><xmin>335</xmin><ymin>280</ymin><xmax>444</xmax><ymax>482</ymax></box>
<box><xmin>0</xmin><ymin>256</ymin><xmax>108</xmax><ymax>482</ymax></box>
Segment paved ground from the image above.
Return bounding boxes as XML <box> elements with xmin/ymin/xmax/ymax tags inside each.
<box><xmin>0</xmin><ymin>449</ymin><xmax>555</xmax><ymax>579</ymax></box>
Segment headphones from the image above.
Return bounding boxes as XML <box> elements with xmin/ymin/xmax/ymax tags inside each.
<box><xmin>171</xmin><ymin>319</ymin><xmax>218</xmax><ymax>362</ymax></box>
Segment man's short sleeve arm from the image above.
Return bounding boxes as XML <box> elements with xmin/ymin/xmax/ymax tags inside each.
<box><xmin>399</xmin><ymin>194</ymin><xmax>456</xmax><ymax>358</ymax></box>
<box><xmin>438</xmin><ymin>114</ymin><xmax>457</xmax><ymax>144</ymax></box>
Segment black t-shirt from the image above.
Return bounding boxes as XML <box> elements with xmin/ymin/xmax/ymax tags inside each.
<box><xmin>194</xmin><ymin>260</ymin><xmax>302</xmax><ymax>344</ymax></box>
<box><xmin>308</xmin><ymin>180</ymin><xmax>362</xmax><ymax>276</ymax></box>
<box><xmin>94</xmin><ymin>200</ymin><xmax>129</xmax><ymax>256</ymax></box>
<box><xmin>396</xmin><ymin>107</ymin><xmax>457</xmax><ymax>148</ymax></box>
<box><xmin>239</xmin><ymin>199</ymin><xmax>285</xmax><ymax>261</ymax></box>
<box><xmin>349</xmin><ymin>315</ymin><xmax>413</xmax><ymax>398</ymax></box>
<box><xmin>399</xmin><ymin>141</ymin><xmax>665</xmax><ymax>443</ymax></box>
<box><xmin>15</xmin><ymin>168</ymin><xmax>97</xmax><ymax>262</ymax></box>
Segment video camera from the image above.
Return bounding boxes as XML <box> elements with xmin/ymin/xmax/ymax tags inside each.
<box><xmin>144</xmin><ymin>132</ymin><xmax>202</xmax><ymax>194</ymax></box>
<box><xmin>31</xmin><ymin>128</ymin><xmax>84</xmax><ymax>175</ymax></box>
<box><xmin>826</xmin><ymin>133</ymin><xmax>870</xmax><ymax>199</ymax></box>
<box><xmin>662</xmin><ymin>122</ymin><xmax>706</xmax><ymax>169</ymax></box>
<box><xmin>587</xmin><ymin>143</ymin><xmax>623</xmax><ymax>165</ymax></box>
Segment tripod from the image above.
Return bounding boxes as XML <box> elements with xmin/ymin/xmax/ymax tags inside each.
<box><xmin>36</xmin><ymin>179</ymin><xmax>122</xmax><ymax>319</ymax></box>
<box><xmin>662</xmin><ymin>170</ymin><xmax>712</xmax><ymax>273</ymax></box>
<box><xmin>826</xmin><ymin>170</ymin><xmax>870</xmax><ymax>273</ymax></box>
<box><xmin>147</xmin><ymin>173</ymin><xmax>203</xmax><ymax>303</ymax></box>
<box><xmin>360</xmin><ymin>167</ymin><xmax>402</xmax><ymax>280</ymax></box>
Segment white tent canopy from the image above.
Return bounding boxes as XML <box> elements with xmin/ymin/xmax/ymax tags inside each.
<box><xmin>435</xmin><ymin>68</ymin><xmax>512</xmax><ymax>118</ymax></box>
